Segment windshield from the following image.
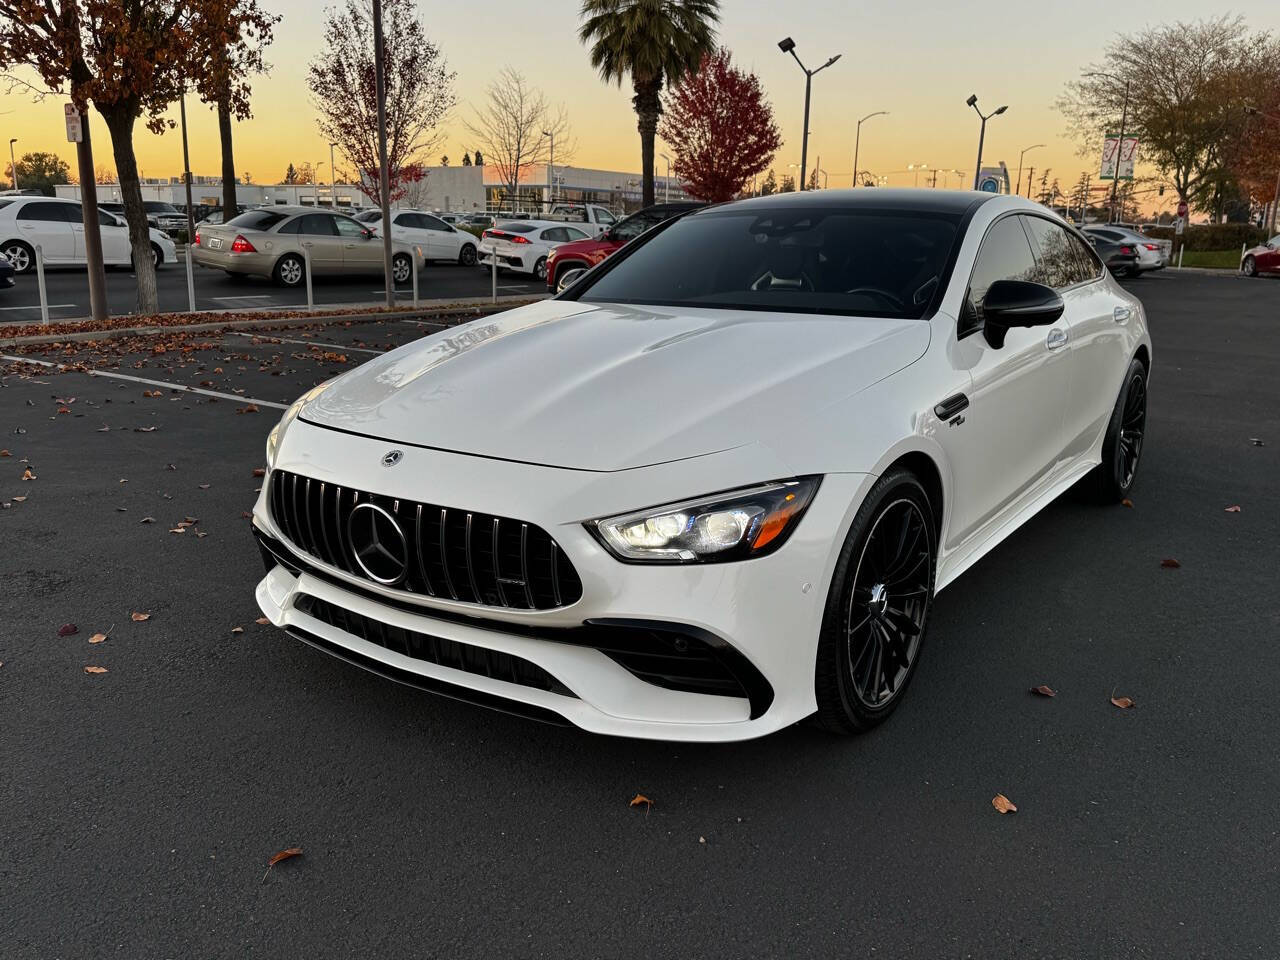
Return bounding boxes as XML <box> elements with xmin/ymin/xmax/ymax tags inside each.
<box><xmin>226</xmin><ymin>210</ymin><xmax>288</xmax><ymax>231</ymax></box>
<box><xmin>574</xmin><ymin>206</ymin><xmax>961</xmax><ymax>319</ymax></box>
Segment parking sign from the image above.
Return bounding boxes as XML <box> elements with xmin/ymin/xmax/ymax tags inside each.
<box><xmin>64</xmin><ymin>103</ymin><xmax>83</xmax><ymax>143</ymax></box>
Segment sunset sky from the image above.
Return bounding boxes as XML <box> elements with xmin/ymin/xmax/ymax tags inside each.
<box><xmin>4</xmin><ymin>1</ymin><xmax>1279</xmax><ymax>212</ymax></box>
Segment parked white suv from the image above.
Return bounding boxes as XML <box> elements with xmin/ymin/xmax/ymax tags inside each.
<box><xmin>0</xmin><ymin>196</ymin><xmax>176</xmax><ymax>273</ymax></box>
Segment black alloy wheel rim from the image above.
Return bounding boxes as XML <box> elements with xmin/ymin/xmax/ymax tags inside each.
<box><xmin>845</xmin><ymin>498</ymin><xmax>932</xmax><ymax>709</ymax></box>
<box><xmin>1118</xmin><ymin>372</ymin><xmax>1146</xmax><ymax>487</ymax></box>
<box><xmin>461</xmin><ymin>245</ymin><xmax>476</xmax><ymax>266</ymax></box>
<box><xmin>1244</xmin><ymin>257</ymin><xmax>1256</xmax><ymax>276</ymax></box>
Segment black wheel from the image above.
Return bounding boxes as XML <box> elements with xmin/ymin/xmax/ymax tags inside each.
<box><xmin>458</xmin><ymin>243</ymin><xmax>477</xmax><ymax>267</ymax></box>
<box><xmin>1242</xmin><ymin>255</ymin><xmax>1257</xmax><ymax>278</ymax></box>
<box><xmin>1</xmin><ymin>240</ymin><xmax>33</xmax><ymax>274</ymax></box>
<box><xmin>273</xmin><ymin>254</ymin><xmax>305</xmax><ymax>287</ymax></box>
<box><xmin>556</xmin><ymin>264</ymin><xmax>588</xmax><ymax>293</ymax></box>
<box><xmin>1087</xmin><ymin>357</ymin><xmax>1148</xmax><ymax>502</ymax></box>
<box><xmin>815</xmin><ymin>469</ymin><xmax>937</xmax><ymax>734</ymax></box>
<box><xmin>533</xmin><ymin>256</ymin><xmax>548</xmax><ymax>281</ymax></box>
<box><xmin>150</xmin><ymin>243</ymin><xmax>162</xmax><ymax>267</ymax></box>
<box><xmin>392</xmin><ymin>252</ymin><xmax>413</xmax><ymax>285</ymax></box>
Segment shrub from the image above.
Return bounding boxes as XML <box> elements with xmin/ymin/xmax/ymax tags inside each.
<box><xmin>1144</xmin><ymin>222</ymin><xmax>1268</xmax><ymax>251</ymax></box>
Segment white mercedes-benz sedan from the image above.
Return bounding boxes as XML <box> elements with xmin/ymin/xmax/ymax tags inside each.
<box><xmin>252</xmin><ymin>190</ymin><xmax>1151</xmax><ymax>741</ymax></box>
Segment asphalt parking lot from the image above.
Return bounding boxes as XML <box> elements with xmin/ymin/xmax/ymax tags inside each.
<box><xmin>0</xmin><ymin>258</ymin><xmax>545</xmax><ymax>322</ymax></box>
<box><xmin>3</xmin><ymin>270</ymin><xmax>1278</xmax><ymax>958</ymax></box>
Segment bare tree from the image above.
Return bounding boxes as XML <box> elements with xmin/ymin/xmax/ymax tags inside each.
<box><xmin>307</xmin><ymin>0</ymin><xmax>455</xmax><ymax>206</ymax></box>
<box><xmin>464</xmin><ymin>68</ymin><xmax>574</xmax><ymax>214</ymax></box>
<box><xmin>1059</xmin><ymin>15</ymin><xmax>1280</xmax><ymax>213</ymax></box>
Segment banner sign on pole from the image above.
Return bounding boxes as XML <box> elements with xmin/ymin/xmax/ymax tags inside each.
<box><xmin>1099</xmin><ymin>133</ymin><xmax>1139</xmax><ymax>181</ymax></box>
<box><xmin>64</xmin><ymin>103</ymin><xmax>83</xmax><ymax>143</ymax></box>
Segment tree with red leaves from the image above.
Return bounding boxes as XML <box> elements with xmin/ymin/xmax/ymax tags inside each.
<box><xmin>658</xmin><ymin>48</ymin><xmax>781</xmax><ymax>203</ymax></box>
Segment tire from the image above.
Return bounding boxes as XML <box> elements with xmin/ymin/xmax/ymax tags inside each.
<box><xmin>392</xmin><ymin>252</ymin><xmax>413</xmax><ymax>285</ymax></box>
<box><xmin>273</xmin><ymin>254</ymin><xmax>305</xmax><ymax>288</ymax></box>
<box><xmin>2</xmin><ymin>240</ymin><xmax>33</xmax><ymax>275</ymax></box>
<box><xmin>1086</xmin><ymin>357</ymin><xmax>1148</xmax><ymax>502</ymax></box>
<box><xmin>533</xmin><ymin>256</ymin><xmax>548</xmax><ymax>281</ymax></box>
<box><xmin>151</xmin><ymin>243</ymin><xmax>162</xmax><ymax>267</ymax></box>
<box><xmin>814</xmin><ymin>469</ymin><xmax>937</xmax><ymax>734</ymax></box>
<box><xmin>458</xmin><ymin>243</ymin><xmax>477</xmax><ymax>267</ymax></box>
<box><xmin>1242</xmin><ymin>255</ymin><xmax>1257</xmax><ymax>277</ymax></box>
<box><xmin>556</xmin><ymin>264</ymin><xmax>588</xmax><ymax>293</ymax></box>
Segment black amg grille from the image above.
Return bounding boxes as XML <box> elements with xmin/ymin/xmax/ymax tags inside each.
<box><xmin>294</xmin><ymin>593</ymin><xmax>575</xmax><ymax>697</ymax></box>
<box><xmin>268</xmin><ymin>469</ymin><xmax>583</xmax><ymax>610</ymax></box>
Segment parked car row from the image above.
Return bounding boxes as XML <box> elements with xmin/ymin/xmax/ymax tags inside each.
<box><xmin>1079</xmin><ymin>224</ymin><xmax>1168</xmax><ymax>275</ymax></box>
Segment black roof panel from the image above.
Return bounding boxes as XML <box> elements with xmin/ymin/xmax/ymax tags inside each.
<box><xmin>704</xmin><ymin>187</ymin><xmax>998</xmax><ymax>216</ymax></box>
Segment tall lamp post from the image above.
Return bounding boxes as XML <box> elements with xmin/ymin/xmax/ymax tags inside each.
<box><xmin>542</xmin><ymin>129</ymin><xmax>554</xmax><ymax>207</ymax></box>
<box><xmin>1085</xmin><ymin>72</ymin><xmax>1130</xmax><ymax>224</ymax></box>
<box><xmin>966</xmin><ymin>95</ymin><xmax>1008</xmax><ymax>190</ymax></box>
<box><xmin>1016</xmin><ymin>143</ymin><xmax>1044</xmax><ymax>197</ymax></box>
<box><xmin>329</xmin><ymin>141</ymin><xmax>337</xmax><ymax>207</ymax></box>
<box><xmin>1246</xmin><ymin>106</ymin><xmax>1280</xmax><ymax>233</ymax></box>
<box><xmin>852</xmin><ymin>110</ymin><xmax>887</xmax><ymax>187</ymax></box>
<box><xmin>314</xmin><ymin>161</ymin><xmax>325</xmax><ymax>205</ymax></box>
<box><xmin>660</xmin><ymin>152</ymin><xmax>671</xmax><ymax>202</ymax></box>
<box><xmin>8</xmin><ymin>138</ymin><xmax>16</xmax><ymax>190</ymax></box>
<box><xmin>908</xmin><ymin>162</ymin><xmax>930</xmax><ymax>188</ymax></box>
<box><xmin>777</xmin><ymin>37</ymin><xmax>840</xmax><ymax>192</ymax></box>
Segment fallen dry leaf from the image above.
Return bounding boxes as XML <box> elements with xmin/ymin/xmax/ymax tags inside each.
<box><xmin>21</xmin><ymin>467</ymin><xmax>36</xmax><ymax>480</ymax></box>
<box><xmin>143</xmin><ymin>389</ymin><xmax>163</xmax><ymax>398</ymax></box>
<box><xmin>1121</xmin><ymin>498</ymin><xmax>1134</xmax><ymax>508</ymax></box>
<box><xmin>1030</xmin><ymin>685</ymin><xmax>1056</xmax><ymax>698</ymax></box>
<box><xmin>169</xmin><ymin>527</ymin><xmax>186</xmax><ymax>534</ymax></box>
<box><xmin>57</xmin><ymin>406</ymin><xmax>70</xmax><ymax>414</ymax></box>
<box><xmin>130</xmin><ymin>611</ymin><xmax>151</xmax><ymax>622</ymax></box>
<box><xmin>237</xmin><ymin>404</ymin><xmax>259</xmax><ymax>415</ymax></box>
<box><xmin>57</xmin><ymin>623</ymin><xmax>78</xmax><ymax>637</ymax></box>
<box><xmin>1224</xmin><ymin>505</ymin><xmax>1242</xmax><ymax>513</ymax></box>
<box><xmin>629</xmin><ymin>794</ymin><xmax>653</xmax><ymax>809</ymax></box>
<box><xmin>89</xmin><ymin>632</ymin><xmax>108</xmax><ymax>644</ymax></box>
<box><xmin>139</xmin><ymin>516</ymin><xmax>155</xmax><ymax>524</ymax></box>
<box><xmin>0</xmin><ymin>449</ymin><xmax>9</xmax><ymax>457</ymax></box>
<box><xmin>135</xmin><ymin>426</ymin><xmax>158</xmax><ymax>433</ymax></box>
<box><xmin>255</xmin><ymin>616</ymin><xmax>269</xmax><ymax>625</ymax></box>
<box><xmin>1160</xmin><ymin>558</ymin><xmax>1181</xmax><ymax>569</ymax></box>
<box><xmin>1249</xmin><ymin>438</ymin><xmax>1264</xmax><ymax>447</ymax></box>
<box><xmin>198</xmin><ymin>483</ymin><xmax>210</xmax><ymax>490</ymax></box>
<box><xmin>12</xmin><ymin>495</ymin><xmax>27</xmax><ymax>503</ymax></box>
<box><xmin>251</xmin><ymin>467</ymin><xmax>265</xmax><ymax>478</ymax></box>
<box><xmin>992</xmin><ymin>794</ymin><xmax>1017</xmax><ymax>814</ymax></box>
<box><xmin>231</xmin><ymin>626</ymin><xmax>244</xmax><ymax>634</ymax></box>
<box><xmin>262</xmin><ymin>846</ymin><xmax>303</xmax><ymax>883</ymax></box>
<box><xmin>84</xmin><ymin>665</ymin><xmax>108</xmax><ymax>675</ymax></box>
<box><xmin>1111</xmin><ymin>695</ymin><xmax>1136</xmax><ymax>709</ymax></box>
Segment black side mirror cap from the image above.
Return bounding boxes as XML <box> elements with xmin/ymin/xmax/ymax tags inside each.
<box><xmin>981</xmin><ymin>280</ymin><xmax>1065</xmax><ymax>349</ymax></box>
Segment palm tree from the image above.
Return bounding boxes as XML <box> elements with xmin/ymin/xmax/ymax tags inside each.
<box><xmin>578</xmin><ymin>0</ymin><xmax>719</xmax><ymax>207</ymax></box>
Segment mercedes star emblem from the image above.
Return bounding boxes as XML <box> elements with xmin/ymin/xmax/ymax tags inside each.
<box><xmin>381</xmin><ymin>449</ymin><xmax>403</xmax><ymax>467</ymax></box>
<box><xmin>346</xmin><ymin>502</ymin><xmax>409</xmax><ymax>585</ymax></box>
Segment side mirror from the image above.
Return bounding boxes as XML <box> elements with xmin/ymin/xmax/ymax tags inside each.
<box><xmin>981</xmin><ymin>280</ymin><xmax>1064</xmax><ymax>349</ymax></box>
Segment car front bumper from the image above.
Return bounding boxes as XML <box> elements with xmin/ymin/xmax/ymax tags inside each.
<box><xmin>252</xmin><ymin>418</ymin><xmax>869</xmax><ymax>741</ymax></box>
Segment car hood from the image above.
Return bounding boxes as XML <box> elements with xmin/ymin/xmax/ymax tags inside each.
<box><xmin>300</xmin><ymin>300</ymin><xmax>930</xmax><ymax>472</ymax></box>
<box><xmin>550</xmin><ymin>236</ymin><xmax>615</xmax><ymax>259</ymax></box>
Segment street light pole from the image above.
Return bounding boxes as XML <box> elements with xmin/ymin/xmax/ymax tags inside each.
<box><xmin>778</xmin><ymin>38</ymin><xmax>840</xmax><ymax>192</ymax></box>
<box><xmin>8</xmin><ymin>138</ymin><xmax>16</xmax><ymax>190</ymax></box>
<box><xmin>660</xmin><ymin>152</ymin><xmax>671</xmax><ymax>202</ymax></box>
<box><xmin>372</xmin><ymin>0</ymin><xmax>394</xmax><ymax>306</ymax></box>
<box><xmin>329</xmin><ymin>141</ymin><xmax>337</xmax><ymax>208</ymax></box>
<box><xmin>852</xmin><ymin>110</ymin><xmax>888</xmax><ymax>187</ymax></box>
<box><xmin>1016</xmin><ymin>143</ymin><xmax>1044</xmax><ymax>197</ymax></box>
<box><xmin>967</xmin><ymin>95</ymin><xmax>1008</xmax><ymax>190</ymax></box>
<box><xmin>542</xmin><ymin>130</ymin><xmax>554</xmax><ymax>207</ymax></box>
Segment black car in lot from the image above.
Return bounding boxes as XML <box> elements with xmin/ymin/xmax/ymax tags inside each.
<box><xmin>1087</xmin><ymin>235</ymin><xmax>1140</xmax><ymax>278</ymax></box>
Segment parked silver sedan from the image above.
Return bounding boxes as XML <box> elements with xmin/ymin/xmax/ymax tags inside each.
<box><xmin>193</xmin><ymin>206</ymin><xmax>424</xmax><ymax>287</ymax></box>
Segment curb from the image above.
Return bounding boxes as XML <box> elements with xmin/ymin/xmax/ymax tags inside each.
<box><xmin>0</xmin><ymin>294</ymin><xmax>547</xmax><ymax>347</ymax></box>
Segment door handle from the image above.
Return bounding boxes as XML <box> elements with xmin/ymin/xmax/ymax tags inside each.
<box><xmin>1113</xmin><ymin>305</ymin><xmax>1132</xmax><ymax>323</ymax></box>
<box><xmin>934</xmin><ymin>393</ymin><xmax>969</xmax><ymax>420</ymax></box>
<box><xmin>1046</xmin><ymin>328</ymin><xmax>1069</xmax><ymax>350</ymax></box>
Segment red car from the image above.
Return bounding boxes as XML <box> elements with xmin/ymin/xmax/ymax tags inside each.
<box><xmin>545</xmin><ymin>201</ymin><xmax>704</xmax><ymax>292</ymax></box>
<box><xmin>1241</xmin><ymin>234</ymin><xmax>1280</xmax><ymax>277</ymax></box>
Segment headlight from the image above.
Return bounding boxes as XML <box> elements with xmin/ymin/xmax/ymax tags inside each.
<box><xmin>589</xmin><ymin>478</ymin><xmax>820</xmax><ymax>563</ymax></box>
<box><xmin>265</xmin><ymin>381</ymin><xmax>331</xmax><ymax>468</ymax></box>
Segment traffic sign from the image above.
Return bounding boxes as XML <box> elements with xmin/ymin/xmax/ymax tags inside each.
<box><xmin>978</xmin><ymin>176</ymin><xmax>1000</xmax><ymax>193</ymax></box>
<box><xmin>1177</xmin><ymin>200</ymin><xmax>1189</xmax><ymax>218</ymax></box>
<box><xmin>1175</xmin><ymin>217</ymin><xmax>1185</xmax><ymax>236</ymax></box>
<box><xmin>64</xmin><ymin>103</ymin><xmax>83</xmax><ymax>143</ymax></box>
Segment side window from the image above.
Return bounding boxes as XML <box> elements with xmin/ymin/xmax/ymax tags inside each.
<box><xmin>1066</xmin><ymin>232</ymin><xmax>1102</xmax><ymax>282</ymax></box>
<box><xmin>393</xmin><ymin>212</ymin><xmax>417</xmax><ymax>228</ymax></box>
<box><xmin>420</xmin><ymin>215</ymin><xmax>449</xmax><ymax>231</ymax></box>
<box><xmin>332</xmin><ymin>216</ymin><xmax>366</xmax><ymax>238</ymax></box>
<box><xmin>542</xmin><ymin>227</ymin><xmax>567</xmax><ymax>243</ymax></box>
<box><xmin>1023</xmin><ymin>216</ymin><xmax>1087</xmax><ymax>289</ymax></box>
<box><xmin>613</xmin><ymin>214</ymin><xmax>655</xmax><ymax>241</ymax></box>
<box><xmin>18</xmin><ymin>201</ymin><xmax>72</xmax><ymax>222</ymax></box>
<box><xmin>98</xmin><ymin>209</ymin><xmax>121</xmax><ymax>228</ymax></box>
<box><xmin>564</xmin><ymin>227</ymin><xmax>590</xmax><ymax>241</ymax></box>
<box><xmin>297</xmin><ymin>214</ymin><xmax>337</xmax><ymax>236</ymax></box>
<box><xmin>962</xmin><ymin>215</ymin><xmax>1039</xmax><ymax>336</ymax></box>
<box><xmin>596</xmin><ymin>209</ymin><xmax>616</xmax><ymax>225</ymax></box>
<box><xmin>276</xmin><ymin>217</ymin><xmax>302</xmax><ymax>235</ymax></box>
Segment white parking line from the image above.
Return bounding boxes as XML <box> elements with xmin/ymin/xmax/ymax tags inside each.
<box><xmin>0</xmin><ymin>302</ymin><xmax>78</xmax><ymax>312</ymax></box>
<box><xmin>210</xmin><ymin>295</ymin><xmax>276</xmax><ymax>302</ymax></box>
<box><xmin>0</xmin><ymin>354</ymin><xmax>288</xmax><ymax>409</ymax></box>
<box><xmin>227</xmin><ymin>331</ymin><xmax>383</xmax><ymax>354</ymax></box>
